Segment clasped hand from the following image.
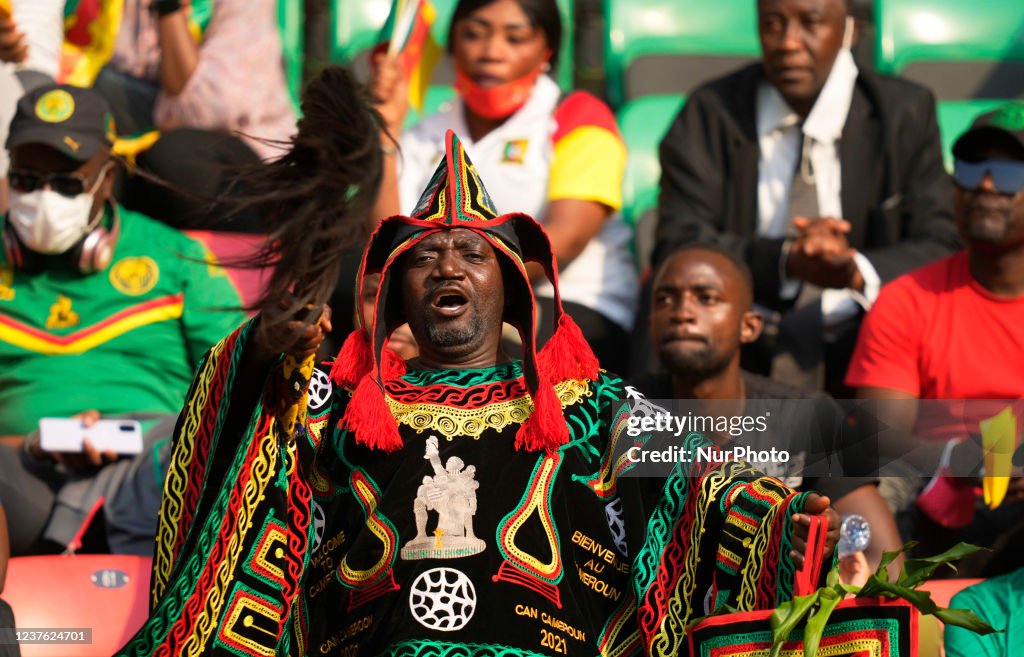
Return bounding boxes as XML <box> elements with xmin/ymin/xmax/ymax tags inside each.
<box><xmin>785</xmin><ymin>217</ymin><xmax>865</xmax><ymax>291</ymax></box>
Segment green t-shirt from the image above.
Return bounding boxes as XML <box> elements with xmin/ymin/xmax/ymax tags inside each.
<box><xmin>0</xmin><ymin>205</ymin><xmax>247</xmax><ymax>435</ymax></box>
<box><xmin>945</xmin><ymin>568</ymin><xmax>1024</xmax><ymax>657</ymax></box>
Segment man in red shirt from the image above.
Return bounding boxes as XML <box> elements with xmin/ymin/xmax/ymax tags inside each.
<box><xmin>846</xmin><ymin>103</ymin><xmax>1024</xmax><ymax>567</ymax></box>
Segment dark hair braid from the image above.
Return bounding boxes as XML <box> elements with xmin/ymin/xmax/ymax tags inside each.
<box><xmin>221</xmin><ymin>66</ymin><xmax>385</xmax><ymax>331</ymax></box>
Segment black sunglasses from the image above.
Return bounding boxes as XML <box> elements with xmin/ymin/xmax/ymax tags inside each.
<box><xmin>7</xmin><ymin>169</ymin><xmax>92</xmax><ymax>197</ymax></box>
<box><xmin>952</xmin><ymin>159</ymin><xmax>1024</xmax><ymax>196</ymax></box>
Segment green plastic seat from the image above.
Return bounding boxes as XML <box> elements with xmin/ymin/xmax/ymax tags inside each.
<box><xmin>277</xmin><ymin>0</ymin><xmax>304</xmax><ymax>112</ymax></box>
<box><xmin>329</xmin><ymin>0</ymin><xmax>395</xmax><ymax>65</ymax></box>
<box><xmin>403</xmin><ymin>85</ymin><xmax>459</xmax><ymax>128</ymax></box>
<box><xmin>618</xmin><ymin>94</ymin><xmax>686</xmax><ymax>270</ymax></box>
<box><xmin>936</xmin><ymin>99</ymin><xmax>1010</xmax><ymax>171</ymax></box>
<box><xmin>875</xmin><ymin>0</ymin><xmax>1024</xmax><ymax>100</ymax></box>
<box><xmin>330</xmin><ymin>0</ymin><xmax>575</xmax><ymax>91</ymax></box>
<box><xmin>604</xmin><ymin>0</ymin><xmax>759</xmax><ymax>109</ymax></box>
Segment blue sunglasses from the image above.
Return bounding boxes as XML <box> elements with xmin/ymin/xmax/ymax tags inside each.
<box><xmin>953</xmin><ymin>159</ymin><xmax>1024</xmax><ymax>195</ymax></box>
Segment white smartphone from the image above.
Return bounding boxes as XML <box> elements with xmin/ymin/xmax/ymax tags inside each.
<box><xmin>38</xmin><ymin>418</ymin><xmax>144</xmax><ymax>455</ymax></box>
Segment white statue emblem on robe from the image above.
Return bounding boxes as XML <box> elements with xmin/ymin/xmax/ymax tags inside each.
<box><xmin>400</xmin><ymin>436</ymin><xmax>486</xmax><ymax>560</ymax></box>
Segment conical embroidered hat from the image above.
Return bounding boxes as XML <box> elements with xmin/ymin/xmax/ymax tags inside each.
<box><xmin>331</xmin><ymin>130</ymin><xmax>598</xmax><ymax>453</ymax></box>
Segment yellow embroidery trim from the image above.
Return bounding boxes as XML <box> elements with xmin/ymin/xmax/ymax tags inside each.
<box><xmin>218</xmin><ymin>594</ymin><xmax>278</xmax><ymax>657</ymax></box>
<box><xmin>498</xmin><ymin>453</ymin><xmax>562</xmax><ymax>578</ymax></box>
<box><xmin>183</xmin><ymin>420</ymin><xmax>282</xmax><ymax>654</ymax></box>
<box><xmin>385</xmin><ymin>378</ymin><xmax>592</xmax><ymax>439</ymax></box>
<box><xmin>153</xmin><ymin>335</ymin><xmax>228</xmax><ymax>600</ymax></box>
<box><xmin>339</xmin><ymin>473</ymin><xmax>395</xmax><ymax>586</ymax></box>
<box><xmin>252</xmin><ymin>524</ymin><xmax>288</xmax><ymax>583</ymax></box>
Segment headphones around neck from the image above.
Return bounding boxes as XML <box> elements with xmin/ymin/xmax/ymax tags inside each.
<box><xmin>3</xmin><ymin>201</ymin><xmax>121</xmax><ymax>274</ymax></box>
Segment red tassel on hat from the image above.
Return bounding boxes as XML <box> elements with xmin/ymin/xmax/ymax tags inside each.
<box><xmin>515</xmin><ymin>380</ymin><xmax>568</xmax><ymax>452</ymax></box>
<box><xmin>329</xmin><ymin>329</ymin><xmax>373</xmax><ymax>388</ymax></box>
<box><xmin>343</xmin><ymin>373</ymin><xmax>404</xmax><ymax>452</ymax></box>
<box><xmin>380</xmin><ymin>346</ymin><xmax>408</xmax><ymax>380</ymax></box>
<box><xmin>538</xmin><ymin>314</ymin><xmax>599</xmax><ymax>383</ymax></box>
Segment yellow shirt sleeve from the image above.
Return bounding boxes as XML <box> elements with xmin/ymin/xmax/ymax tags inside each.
<box><xmin>547</xmin><ymin>126</ymin><xmax>627</xmax><ymax>211</ymax></box>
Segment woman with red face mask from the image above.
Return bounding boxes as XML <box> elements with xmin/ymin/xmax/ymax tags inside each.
<box><xmin>371</xmin><ymin>0</ymin><xmax>637</xmax><ymax>373</ymax></box>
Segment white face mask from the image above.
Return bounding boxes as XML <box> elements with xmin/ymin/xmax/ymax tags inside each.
<box><xmin>7</xmin><ymin>167</ymin><xmax>108</xmax><ymax>255</ymax></box>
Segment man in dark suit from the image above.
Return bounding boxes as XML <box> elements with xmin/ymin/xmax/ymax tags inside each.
<box><xmin>654</xmin><ymin>0</ymin><xmax>959</xmax><ymax>393</ymax></box>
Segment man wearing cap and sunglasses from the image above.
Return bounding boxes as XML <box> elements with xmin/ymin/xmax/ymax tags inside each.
<box><xmin>846</xmin><ymin>102</ymin><xmax>1024</xmax><ymax>564</ymax></box>
<box><xmin>0</xmin><ymin>83</ymin><xmax>244</xmax><ymax>556</ymax></box>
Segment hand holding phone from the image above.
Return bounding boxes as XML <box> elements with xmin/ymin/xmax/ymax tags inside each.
<box><xmin>39</xmin><ymin>418</ymin><xmax>143</xmax><ymax>455</ymax></box>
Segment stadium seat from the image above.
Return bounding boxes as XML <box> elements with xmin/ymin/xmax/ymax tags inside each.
<box><xmin>918</xmin><ymin>577</ymin><xmax>985</xmax><ymax>609</ymax></box>
<box><xmin>403</xmin><ymin>85</ymin><xmax>459</xmax><ymax>128</ymax></box>
<box><xmin>936</xmin><ymin>99</ymin><xmax>1010</xmax><ymax>170</ymax></box>
<box><xmin>618</xmin><ymin>94</ymin><xmax>686</xmax><ymax>271</ymax></box>
<box><xmin>3</xmin><ymin>555</ymin><xmax>152</xmax><ymax>657</ymax></box>
<box><xmin>875</xmin><ymin>0</ymin><xmax>1024</xmax><ymax>100</ymax></box>
<box><xmin>330</xmin><ymin>0</ymin><xmax>575</xmax><ymax>92</ymax></box>
<box><xmin>278</xmin><ymin>0</ymin><xmax>305</xmax><ymax>112</ymax></box>
<box><xmin>604</xmin><ymin>0</ymin><xmax>760</xmax><ymax>109</ymax></box>
<box><xmin>184</xmin><ymin>230</ymin><xmax>271</xmax><ymax>311</ymax></box>
<box><xmin>329</xmin><ymin>0</ymin><xmax>395</xmax><ymax>66</ymax></box>
<box><xmin>917</xmin><ymin>578</ymin><xmax>986</xmax><ymax>657</ymax></box>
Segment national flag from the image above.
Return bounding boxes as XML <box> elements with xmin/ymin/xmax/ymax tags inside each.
<box><xmin>979</xmin><ymin>405</ymin><xmax>1017</xmax><ymax>509</ymax></box>
<box><xmin>379</xmin><ymin>0</ymin><xmax>442</xmax><ymax>112</ymax></box>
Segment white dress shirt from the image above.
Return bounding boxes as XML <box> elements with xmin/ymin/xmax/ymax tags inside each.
<box><xmin>755</xmin><ymin>48</ymin><xmax>881</xmax><ymax>327</ymax></box>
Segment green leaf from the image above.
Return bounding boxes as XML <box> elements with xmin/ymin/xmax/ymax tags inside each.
<box><xmin>897</xmin><ymin>543</ymin><xmax>988</xmax><ymax>589</ymax></box>
<box><xmin>920</xmin><ymin>542</ymin><xmax>987</xmax><ymax>564</ymax></box>
<box><xmin>768</xmin><ymin>593</ymin><xmax>818</xmax><ymax>657</ymax></box>
<box><xmin>760</xmin><ymin>540</ymin><xmax>999</xmax><ymax>646</ymax></box>
<box><xmin>933</xmin><ymin>607</ymin><xmax>1002</xmax><ymax>635</ymax></box>
<box><xmin>857</xmin><ymin>578</ymin><xmax>937</xmax><ymax>614</ymax></box>
<box><xmin>803</xmin><ymin>588</ymin><xmax>843</xmax><ymax>657</ymax></box>
<box><xmin>838</xmin><ymin>582</ymin><xmax>862</xmax><ymax>596</ymax></box>
<box><xmin>876</xmin><ymin>541</ymin><xmax>918</xmax><ymax>579</ymax></box>
<box><xmin>898</xmin><ymin>559</ymin><xmax>953</xmax><ymax>589</ymax></box>
<box><xmin>825</xmin><ymin>565</ymin><xmax>840</xmax><ymax>590</ymax></box>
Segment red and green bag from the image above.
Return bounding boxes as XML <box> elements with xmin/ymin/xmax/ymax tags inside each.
<box><xmin>686</xmin><ymin>516</ymin><xmax>998</xmax><ymax>657</ymax></box>
<box><xmin>688</xmin><ymin>596</ymin><xmax>918</xmax><ymax>657</ymax></box>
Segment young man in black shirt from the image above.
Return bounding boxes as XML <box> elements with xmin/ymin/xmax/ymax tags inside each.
<box><xmin>631</xmin><ymin>243</ymin><xmax>903</xmax><ymax>575</ymax></box>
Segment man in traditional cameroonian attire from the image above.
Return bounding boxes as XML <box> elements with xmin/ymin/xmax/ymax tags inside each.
<box><xmin>115</xmin><ymin>131</ymin><xmax>837</xmax><ymax>657</ymax></box>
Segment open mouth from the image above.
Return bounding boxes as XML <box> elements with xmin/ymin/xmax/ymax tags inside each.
<box><xmin>431</xmin><ymin>289</ymin><xmax>469</xmax><ymax>317</ymax></box>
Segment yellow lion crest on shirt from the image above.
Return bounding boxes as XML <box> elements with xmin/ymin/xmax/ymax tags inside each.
<box><xmin>110</xmin><ymin>257</ymin><xmax>159</xmax><ymax>296</ymax></box>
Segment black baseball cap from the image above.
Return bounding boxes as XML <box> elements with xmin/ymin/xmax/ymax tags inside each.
<box><xmin>5</xmin><ymin>84</ymin><xmax>117</xmax><ymax>162</ymax></box>
<box><xmin>953</xmin><ymin>102</ymin><xmax>1024</xmax><ymax>161</ymax></box>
